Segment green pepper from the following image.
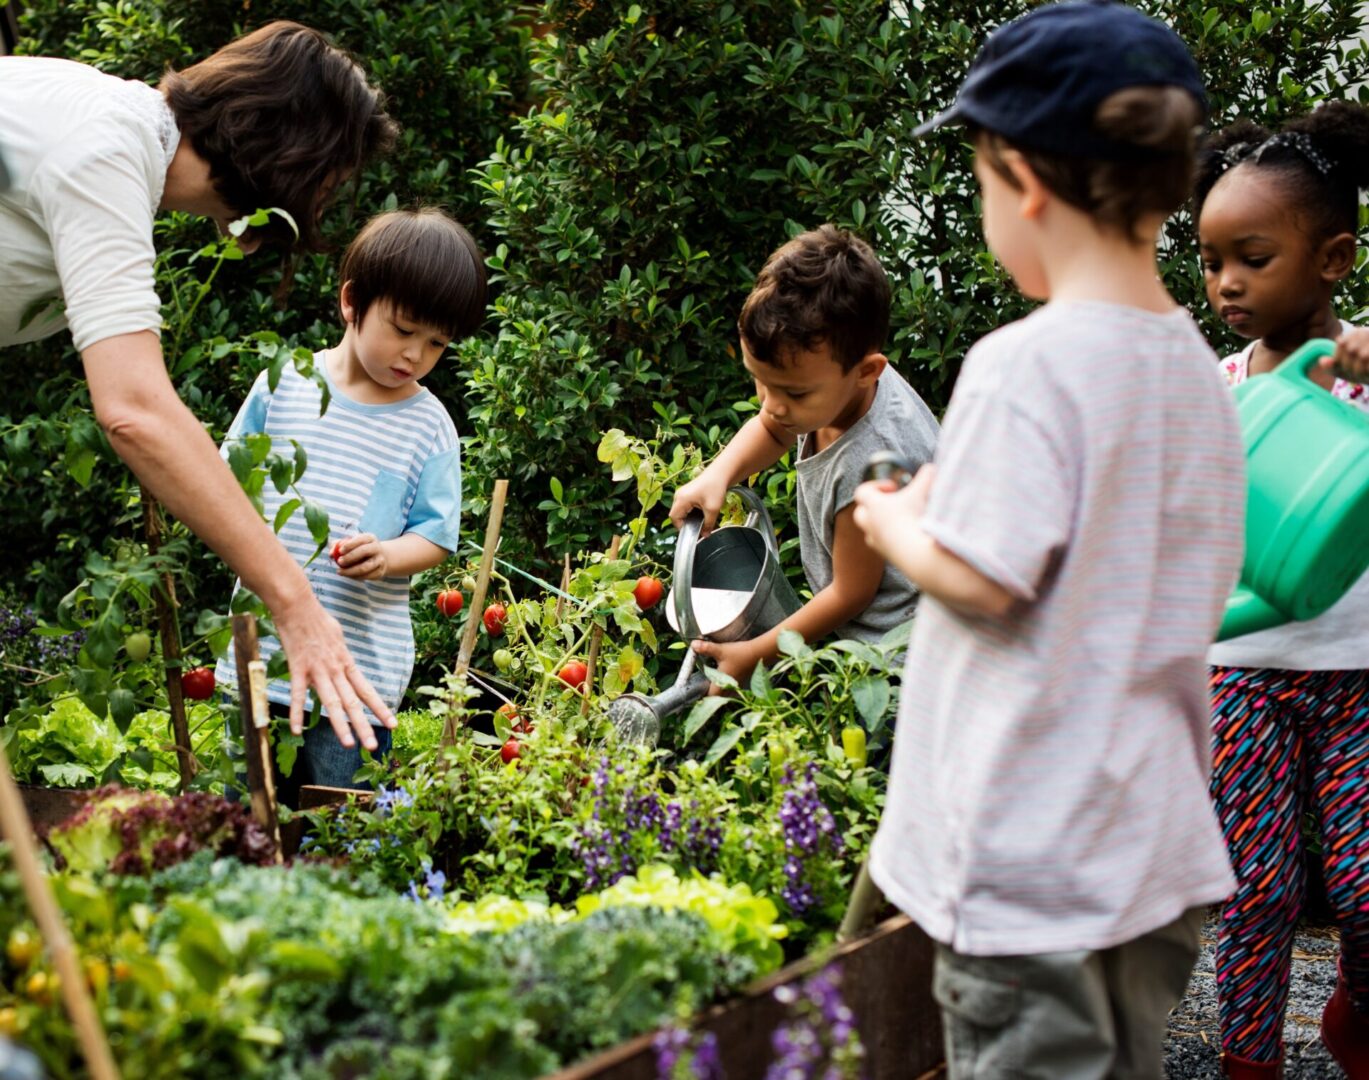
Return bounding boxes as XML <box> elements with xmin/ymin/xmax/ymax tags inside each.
<box><xmin>841</xmin><ymin>726</ymin><xmax>868</xmax><ymax>769</ymax></box>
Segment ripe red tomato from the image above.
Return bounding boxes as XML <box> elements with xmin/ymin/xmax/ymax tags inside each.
<box><xmin>436</xmin><ymin>589</ymin><xmax>464</xmax><ymax>618</ymax></box>
<box><xmin>500</xmin><ymin>739</ymin><xmax>521</xmax><ymax>764</ymax></box>
<box><xmin>331</xmin><ymin>541</ymin><xmax>343</xmax><ymax>562</ymax></box>
<box><xmin>181</xmin><ymin>667</ymin><xmax>215</xmax><ymax>701</ymax></box>
<box><xmin>483</xmin><ymin>602</ymin><xmax>507</xmax><ymax>636</ymax></box>
<box><xmin>495</xmin><ymin>701</ymin><xmax>519</xmax><ymax>725</ymax></box>
<box><xmin>557</xmin><ymin>659</ymin><xmax>588</xmax><ymax>691</ymax></box>
<box><xmin>633</xmin><ymin>575</ymin><xmax>664</xmax><ymax>610</ymax></box>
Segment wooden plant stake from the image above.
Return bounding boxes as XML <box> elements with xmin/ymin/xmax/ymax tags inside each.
<box><xmin>837</xmin><ymin>858</ymin><xmax>885</xmax><ymax>943</ymax></box>
<box><xmin>0</xmin><ymin>739</ymin><xmax>120</xmax><ymax>1080</ymax></box>
<box><xmin>141</xmin><ymin>493</ymin><xmax>195</xmax><ymax>791</ymax></box>
<box><xmin>554</xmin><ymin>553</ymin><xmax>571</xmax><ymax>621</ymax></box>
<box><xmin>442</xmin><ymin>479</ymin><xmax>509</xmax><ymax>747</ymax></box>
<box><xmin>231</xmin><ymin>614</ymin><xmax>282</xmax><ymax>861</ymax></box>
<box><xmin>580</xmin><ymin>535</ymin><xmax>622</xmax><ymax>715</ymax></box>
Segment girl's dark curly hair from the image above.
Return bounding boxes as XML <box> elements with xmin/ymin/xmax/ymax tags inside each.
<box><xmin>1195</xmin><ymin>101</ymin><xmax>1369</xmax><ymax>240</ymax></box>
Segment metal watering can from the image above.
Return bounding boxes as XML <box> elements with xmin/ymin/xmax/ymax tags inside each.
<box><xmin>607</xmin><ymin>486</ymin><xmax>802</xmax><ymax>744</ymax></box>
<box><xmin>1217</xmin><ymin>338</ymin><xmax>1369</xmax><ymax>641</ymax></box>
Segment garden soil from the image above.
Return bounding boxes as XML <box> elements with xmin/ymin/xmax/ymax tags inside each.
<box><xmin>1166</xmin><ymin>913</ymin><xmax>1346</xmax><ymax>1077</ymax></box>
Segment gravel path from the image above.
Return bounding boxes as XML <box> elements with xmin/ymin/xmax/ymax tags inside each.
<box><xmin>1166</xmin><ymin>914</ymin><xmax>1345</xmax><ymax>1078</ymax></box>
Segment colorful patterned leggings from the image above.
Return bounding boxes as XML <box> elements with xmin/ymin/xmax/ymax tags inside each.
<box><xmin>1210</xmin><ymin>666</ymin><xmax>1369</xmax><ymax>1062</ymax></box>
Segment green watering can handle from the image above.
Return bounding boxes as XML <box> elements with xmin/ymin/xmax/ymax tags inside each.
<box><xmin>1276</xmin><ymin>337</ymin><xmax>1336</xmax><ymax>382</ymax></box>
<box><xmin>1216</xmin><ymin>585</ymin><xmax>1288</xmax><ymax>642</ymax></box>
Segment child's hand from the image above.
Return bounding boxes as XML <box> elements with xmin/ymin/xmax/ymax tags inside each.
<box><xmin>853</xmin><ymin>465</ymin><xmax>935</xmax><ymax>560</ymax></box>
<box><xmin>334</xmin><ymin>533</ymin><xmax>390</xmax><ymax>580</ymax></box>
<box><xmin>1326</xmin><ymin>329</ymin><xmax>1369</xmax><ymax>384</ymax></box>
<box><xmin>690</xmin><ymin>637</ymin><xmax>763</xmax><ymax>695</ymax></box>
<box><xmin>669</xmin><ymin>472</ymin><xmax>731</xmax><ymax>536</ymax></box>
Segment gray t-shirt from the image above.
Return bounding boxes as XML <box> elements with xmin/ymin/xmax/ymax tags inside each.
<box><xmin>795</xmin><ymin>367</ymin><xmax>940</xmax><ymax>641</ymax></box>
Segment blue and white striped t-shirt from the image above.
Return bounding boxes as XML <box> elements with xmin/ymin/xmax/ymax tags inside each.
<box><xmin>214</xmin><ymin>358</ymin><xmax>461</xmax><ymax>721</ymax></box>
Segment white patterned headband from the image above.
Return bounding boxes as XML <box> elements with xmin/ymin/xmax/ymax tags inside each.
<box><xmin>1218</xmin><ymin>131</ymin><xmax>1336</xmax><ymax>179</ymax></box>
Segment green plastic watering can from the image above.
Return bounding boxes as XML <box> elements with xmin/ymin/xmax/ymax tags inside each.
<box><xmin>1217</xmin><ymin>338</ymin><xmax>1369</xmax><ymax>642</ymax></box>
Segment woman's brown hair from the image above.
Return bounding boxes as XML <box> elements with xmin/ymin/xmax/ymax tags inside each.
<box><xmin>161</xmin><ymin>21</ymin><xmax>398</xmax><ymax>249</ymax></box>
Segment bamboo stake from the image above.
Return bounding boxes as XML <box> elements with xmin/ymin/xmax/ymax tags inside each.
<box><xmin>442</xmin><ymin>479</ymin><xmax>509</xmax><ymax>747</ymax></box>
<box><xmin>141</xmin><ymin>494</ymin><xmax>195</xmax><ymax>790</ymax></box>
<box><xmin>580</xmin><ymin>535</ymin><xmax>622</xmax><ymax>715</ymax></box>
<box><xmin>837</xmin><ymin>859</ymin><xmax>884</xmax><ymax>942</ymax></box>
<box><xmin>231</xmin><ymin>615</ymin><xmax>282</xmax><ymax>861</ymax></box>
<box><xmin>0</xmin><ymin>739</ymin><xmax>120</xmax><ymax>1080</ymax></box>
<box><xmin>554</xmin><ymin>553</ymin><xmax>571</xmax><ymax>621</ymax></box>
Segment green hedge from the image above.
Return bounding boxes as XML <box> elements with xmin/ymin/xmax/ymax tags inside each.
<box><xmin>2</xmin><ymin>0</ymin><xmax>1366</xmax><ymax>696</ymax></box>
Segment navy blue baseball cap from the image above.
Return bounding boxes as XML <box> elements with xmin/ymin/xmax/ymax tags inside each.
<box><xmin>916</xmin><ymin>0</ymin><xmax>1207</xmax><ymax>160</ymax></box>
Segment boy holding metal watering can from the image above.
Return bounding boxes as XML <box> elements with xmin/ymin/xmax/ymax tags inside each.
<box><xmin>851</xmin><ymin>3</ymin><xmax>1246</xmax><ymax>1074</ymax></box>
<box><xmin>668</xmin><ymin>225</ymin><xmax>940</xmax><ymax>687</ymax></box>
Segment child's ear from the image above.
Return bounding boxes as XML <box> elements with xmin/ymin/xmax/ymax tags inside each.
<box><xmin>339</xmin><ymin>280</ymin><xmax>359</xmax><ymax>325</ymax></box>
<box><xmin>1320</xmin><ymin>233</ymin><xmax>1357</xmax><ymax>283</ymax></box>
<box><xmin>1002</xmin><ymin>151</ymin><xmax>1049</xmax><ymax>220</ymax></box>
<box><xmin>856</xmin><ymin>352</ymin><xmax>888</xmax><ymax>385</ymax></box>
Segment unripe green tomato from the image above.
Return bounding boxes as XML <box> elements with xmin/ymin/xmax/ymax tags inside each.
<box><xmin>124</xmin><ymin>632</ymin><xmax>153</xmax><ymax>663</ymax></box>
<box><xmin>461</xmin><ymin>575</ymin><xmax>477</xmax><ymax>593</ymax></box>
<box><xmin>492</xmin><ymin>648</ymin><xmax>514</xmax><ymax>673</ymax></box>
<box><xmin>768</xmin><ymin>739</ymin><xmax>787</xmax><ymax>771</ymax></box>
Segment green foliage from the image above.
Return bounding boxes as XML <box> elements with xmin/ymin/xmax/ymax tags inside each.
<box><xmin>463</xmin><ymin>0</ymin><xmax>921</xmax><ymax>563</ymax></box>
<box><xmin>0</xmin><ymin>851</ymin><xmax>754</xmax><ymax>1079</ymax></box>
<box><xmin>461</xmin><ymin>0</ymin><xmax>1369</xmax><ymax>572</ymax></box>
<box><xmin>3</xmin><ymin>0</ymin><xmax>530</xmax><ymax>606</ymax></box>
<box><xmin>575</xmin><ymin>863</ymin><xmax>788</xmax><ymax>973</ymax></box>
<box><xmin>0</xmin><ymin>697</ymin><xmax>221</xmax><ymax>792</ymax></box>
<box><xmin>5</xmin><ymin>0</ymin><xmax>1366</xmax><ymax>720</ymax></box>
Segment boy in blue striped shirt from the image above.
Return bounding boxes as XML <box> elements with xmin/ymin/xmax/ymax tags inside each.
<box><xmin>217</xmin><ymin>209</ymin><xmax>485</xmax><ymax>798</ymax></box>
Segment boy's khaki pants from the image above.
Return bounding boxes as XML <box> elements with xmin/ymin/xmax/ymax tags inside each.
<box><xmin>932</xmin><ymin>907</ymin><xmax>1205</xmax><ymax>1080</ymax></box>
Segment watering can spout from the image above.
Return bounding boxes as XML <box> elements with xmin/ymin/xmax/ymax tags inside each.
<box><xmin>1216</xmin><ymin>586</ymin><xmax>1288</xmax><ymax>643</ymax></box>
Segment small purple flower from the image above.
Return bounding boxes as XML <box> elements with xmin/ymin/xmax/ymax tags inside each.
<box><xmin>776</xmin><ymin>764</ymin><xmax>844</xmax><ymax>917</ymax></box>
<box><xmin>424</xmin><ymin>865</ymin><xmax>447</xmax><ymax>901</ymax></box>
<box><xmin>764</xmin><ymin>969</ymin><xmax>865</xmax><ymax>1080</ymax></box>
<box><xmin>655</xmin><ymin>1026</ymin><xmax>723</xmax><ymax>1080</ymax></box>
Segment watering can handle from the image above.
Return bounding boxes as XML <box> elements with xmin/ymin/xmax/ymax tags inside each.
<box><xmin>732</xmin><ymin>485</ymin><xmax>783</xmax><ymax>560</ymax></box>
<box><xmin>1276</xmin><ymin>338</ymin><xmax>1337</xmax><ymax>384</ymax></box>
<box><xmin>671</xmin><ymin>486</ymin><xmax>783</xmax><ymax>644</ymax></box>
<box><xmin>673</xmin><ymin>511</ymin><xmax>704</xmax><ymax>644</ymax></box>
<box><xmin>1216</xmin><ymin>584</ymin><xmax>1288</xmax><ymax>642</ymax></box>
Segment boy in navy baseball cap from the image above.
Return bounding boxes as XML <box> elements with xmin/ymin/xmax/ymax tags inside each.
<box><xmin>853</xmin><ymin>4</ymin><xmax>1244</xmax><ymax>1076</ymax></box>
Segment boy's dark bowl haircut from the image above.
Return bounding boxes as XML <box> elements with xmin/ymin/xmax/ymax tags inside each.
<box><xmin>340</xmin><ymin>209</ymin><xmax>488</xmax><ymax>342</ymax></box>
<box><xmin>739</xmin><ymin>225</ymin><xmax>891</xmax><ymax>372</ymax></box>
<box><xmin>161</xmin><ymin>21</ymin><xmax>398</xmax><ymax>251</ymax></box>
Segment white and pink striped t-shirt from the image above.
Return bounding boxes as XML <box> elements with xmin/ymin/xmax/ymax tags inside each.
<box><xmin>869</xmin><ymin>301</ymin><xmax>1245</xmax><ymax>956</ymax></box>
